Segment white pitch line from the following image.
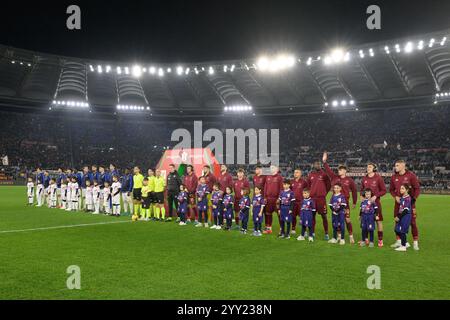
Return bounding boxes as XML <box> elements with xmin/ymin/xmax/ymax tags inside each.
<box><xmin>0</xmin><ymin>220</ymin><xmax>131</xmax><ymax>234</ymax></box>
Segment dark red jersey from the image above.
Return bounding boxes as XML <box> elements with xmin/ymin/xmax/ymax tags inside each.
<box><xmin>202</xmin><ymin>172</ymin><xmax>217</xmax><ymax>192</ymax></box>
<box><xmin>323</xmin><ymin>163</ymin><xmax>357</xmax><ymax>205</ymax></box>
<box><xmin>360</xmin><ymin>173</ymin><xmax>387</xmax><ymax>200</ymax></box>
<box><xmin>183</xmin><ymin>173</ymin><xmax>198</xmax><ymax>194</ymax></box>
<box><xmin>390</xmin><ymin>170</ymin><xmax>420</xmax><ymax>199</ymax></box>
<box><xmin>307</xmin><ymin>169</ymin><xmax>331</xmax><ymax>198</ymax></box>
<box><xmin>233</xmin><ymin>177</ymin><xmax>250</xmax><ymax>200</ymax></box>
<box><xmin>264</xmin><ymin>173</ymin><xmax>284</xmax><ymax>199</ymax></box>
<box><xmin>217</xmin><ymin>172</ymin><xmax>234</xmax><ymax>193</ymax></box>
<box><xmin>253</xmin><ymin>174</ymin><xmax>266</xmax><ymax>196</ymax></box>
<box><xmin>291</xmin><ymin>177</ymin><xmax>308</xmax><ymax>203</ymax></box>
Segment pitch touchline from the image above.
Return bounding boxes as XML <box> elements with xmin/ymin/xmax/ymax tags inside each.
<box><xmin>0</xmin><ymin>220</ymin><xmax>131</xmax><ymax>234</ymax></box>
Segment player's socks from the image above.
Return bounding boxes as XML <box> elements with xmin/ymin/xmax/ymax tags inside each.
<box><xmin>155</xmin><ymin>207</ymin><xmax>160</xmax><ymax>219</ymax></box>
<box><xmin>322</xmin><ymin>215</ymin><xmax>329</xmax><ymax>234</ymax></box>
<box><xmin>161</xmin><ymin>207</ymin><xmax>166</xmax><ymax>220</ymax></box>
<box><xmin>134</xmin><ymin>204</ymin><xmax>140</xmax><ymax>216</ymax></box>
<box><xmin>377</xmin><ymin>231</ymin><xmax>383</xmax><ymax>240</ymax></box>
<box><xmin>347</xmin><ymin>222</ymin><xmax>353</xmax><ymax>235</ymax></box>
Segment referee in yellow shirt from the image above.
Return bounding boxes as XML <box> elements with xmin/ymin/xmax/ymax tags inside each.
<box><xmin>132</xmin><ymin>166</ymin><xmax>144</xmax><ymax>216</ymax></box>
<box><xmin>153</xmin><ymin>169</ymin><xmax>166</xmax><ymax>221</ymax></box>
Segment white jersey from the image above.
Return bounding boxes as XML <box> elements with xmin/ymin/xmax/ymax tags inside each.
<box><xmin>61</xmin><ymin>183</ymin><xmax>68</xmax><ymax>200</ymax></box>
<box><xmin>27</xmin><ymin>182</ymin><xmax>34</xmax><ymax>197</ymax></box>
<box><xmin>85</xmin><ymin>185</ymin><xmax>94</xmax><ymax>205</ymax></box>
<box><xmin>111</xmin><ymin>181</ymin><xmax>122</xmax><ymax>204</ymax></box>
<box><xmin>71</xmin><ymin>182</ymin><xmax>80</xmax><ymax>201</ymax></box>
<box><xmin>93</xmin><ymin>185</ymin><xmax>101</xmax><ymax>203</ymax></box>
<box><xmin>49</xmin><ymin>184</ymin><xmax>57</xmax><ymax>200</ymax></box>
<box><xmin>103</xmin><ymin>187</ymin><xmax>111</xmax><ymax>206</ymax></box>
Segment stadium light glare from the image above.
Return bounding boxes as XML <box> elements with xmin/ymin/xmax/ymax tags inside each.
<box><xmin>306</xmin><ymin>57</ymin><xmax>312</xmax><ymax>65</ymax></box>
<box><xmin>332</xmin><ymin>100</ymin><xmax>338</xmax><ymax>107</ymax></box>
<box><xmin>149</xmin><ymin>66</ymin><xmax>156</xmax><ymax>74</ymax></box>
<box><xmin>185</xmin><ymin>67</ymin><xmax>190</xmax><ymax>75</ymax></box>
<box><xmin>124</xmin><ymin>67</ymin><xmax>130</xmax><ymax>75</ymax></box>
<box><xmin>176</xmin><ymin>66</ymin><xmax>183</xmax><ymax>75</ymax></box>
<box><xmin>395</xmin><ymin>44</ymin><xmax>401</xmax><ymax>53</ymax></box>
<box><xmin>11</xmin><ymin>60</ymin><xmax>16</xmax><ymax>64</ymax></box>
<box><xmin>384</xmin><ymin>46</ymin><xmax>390</xmax><ymax>54</ymax></box>
<box><xmin>429</xmin><ymin>38</ymin><xmax>435</xmax><ymax>48</ymax></box>
<box><xmin>132</xmin><ymin>65</ymin><xmax>142</xmax><ymax>78</ymax></box>
<box><xmin>441</xmin><ymin>37</ymin><xmax>447</xmax><ymax>46</ymax></box>
<box><xmin>97</xmin><ymin>65</ymin><xmax>103</xmax><ymax>73</ymax></box>
<box><xmin>117</xmin><ymin>67</ymin><xmax>122</xmax><ymax>75</ymax></box>
<box><xmin>167</xmin><ymin>67</ymin><xmax>172</xmax><ymax>73</ymax></box>
<box><xmin>224</xmin><ymin>105</ymin><xmax>252</xmax><ymax>112</ymax></box>
<box><xmin>158</xmin><ymin>68</ymin><xmax>164</xmax><ymax>77</ymax></box>
<box><xmin>404</xmin><ymin>42</ymin><xmax>414</xmax><ymax>53</ymax></box>
<box><xmin>418</xmin><ymin>40</ymin><xmax>424</xmax><ymax>50</ymax></box>
<box><xmin>230</xmin><ymin>64</ymin><xmax>235</xmax><ymax>72</ymax></box>
<box><xmin>89</xmin><ymin>65</ymin><xmax>94</xmax><ymax>71</ymax></box>
<box><xmin>52</xmin><ymin>100</ymin><xmax>89</xmax><ymax>108</ymax></box>
<box><xmin>359</xmin><ymin>50</ymin><xmax>365</xmax><ymax>58</ymax></box>
<box><xmin>106</xmin><ymin>65</ymin><xmax>111</xmax><ymax>73</ymax></box>
<box><xmin>208</xmin><ymin>66</ymin><xmax>215</xmax><ymax>75</ymax></box>
<box><xmin>117</xmin><ymin>104</ymin><xmax>150</xmax><ymax>112</ymax></box>
<box><xmin>369</xmin><ymin>48</ymin><xmax>374</xmax><ymax>57</ymax></box>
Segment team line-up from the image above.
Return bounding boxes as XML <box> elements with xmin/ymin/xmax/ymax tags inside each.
<box><xmin>26</xmin><ymin>152</ymin><xmax>421</xmax><ymax>252</ymax></box>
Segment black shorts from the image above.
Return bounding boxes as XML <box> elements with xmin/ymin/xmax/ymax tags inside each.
<box><xmin>133</xmin><ymin>188</ymin><xmax>142</xmax><ymax>201</ymax></box>
<box><xmin>142</xmin><ymin>196</ymin><xmax>151</xmax><ymax>209</ymax></box>
<box><xmin>154</xmin><ymin>192</ymin><xmax>164</xmax><ymax>204</ymax></box>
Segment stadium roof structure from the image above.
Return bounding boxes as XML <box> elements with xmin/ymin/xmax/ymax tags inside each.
<box><xmin>1</xmin><ymin>29</ymin><xmax>450</xmax><ymax>118</ymax></box>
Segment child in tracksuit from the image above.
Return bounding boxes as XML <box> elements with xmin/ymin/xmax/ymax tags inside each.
<box><xmin>238</xmin><ymin>188</ymin><xmax>251</xmax><ymax>234</ymax></box>
<box><xmin>196</xmin><ymin>176</ymin><xmax>210</xmax><ymax>227</ymax></box>
<box><xmin>251</xmin><ymin>186</ymin><xmax>265</xmax><ymax>236</ymax></box>
<box><xmin>297</xmin><ymin>189</ymin><xmax>316</xmax><ymax>242</ymax></box>
<box><xmin>26</xmin><ymin>177</ymin><xmax>34</xmax><ymax>205</ymax></box>
<box><xmin>222</xmin><ymin>186</ymin><xmax>234</xmax><ymax>231</ymax></box>
<box><xmin>394</xmin><ymin>184</ymin><xmax>413</xmax><ymax>252</ymax></box>
<box><xmin>359</xmin><ymin>188</ymin><xmax>378</xmax><ymax>247</ymax></box>
<box><xmin>328</xmin><ymin>183</ymin><xmax>347</xmax><ymax>245</ymax></box>
<box><xmin>177</xmin><ymin>185</ymin><xmax>189</xmax><ymax>226</ymax></box>
<box><xmin>278</xmin><ymin>179</ymin><xmax>295</xmax><ymax>239</ymax></box>
<box><xmin>211</xmin><ymin>183</ymin><xmax>224</xmax><ymax>229</ymax></box>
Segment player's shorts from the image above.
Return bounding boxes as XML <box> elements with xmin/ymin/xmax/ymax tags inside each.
<box><xmin>154</xmin><ymin>192</ymin><xmax>164</xmax><ymax>204</ymax></box>
<box><xmin>293</xmin><ymin>202</ymin><xmax>301</xmax><ymax>217</ymax></box>
<box><xmin>300</xmin><ymin>211</ymin><xmax>313</xmax><ymax>227</ymax></box>
<box><xmin>141</xmin><ymin>196</ymin><xmax>151</xmax><ymax>209</ymax></box>
<box><xmin>332</xmin><ymin>212</ymin><xmax>345</xmax><ymax>230</ymax></box>
<box><xmin>197</xmin><ymin>202</ymin><xmax>208</xmax><ymax>212</ymax></box>
<box><xmin>188</xmin><ymin>192</ymin><xmax>196</xmax><ymax>205</ymax></box>
<box><xmin>395</xmin><ymin>214</ymin><xmax>411</xmax><ymax>234</ymax></box>
<box><xmin>133</xmin><ymin>188</ymin><xmax>142</xmax><ymax>201</ymax></box>
<box><xmin>313</xmin><ymin>197</ymin><xmax>327</xmax><ymax>215</ymax></box>
<box><xmin>280</xmin><ymin>207</ymin><xmax>292</xmax><ymax>223</ymax></box>
<box><xmin>265</xmin><ymin>197</ymin><xmax>278</xmax><ymax>214</ymax></box>
<box><xmin>361</xmin><ymin>214</ymin><xmax>376</xmax><ymax>231</ymax></box>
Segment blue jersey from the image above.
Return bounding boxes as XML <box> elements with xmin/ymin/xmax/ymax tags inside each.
<box><xmin>43</xmin><ymin>175</ymin><xmax>51</xmax><ymax>188</ymax></box>
<box><xmin>223</xmin><ymin>194</ymin><xmax>234</xmax><ymax>219</ymax></box>
<box><xmin>396</xmin><ymin>195</ymin><xmax>412</xmax><ymax>234</ymax></box>
<box><xmin>329</xmin><ymin>194</ymin><xmax>347</xmax><ymax>215</ymax></box>
<box><xmin>301</xmin><ymin>198</ymin><xmax>316</xmax><ymax>215</ymax></box>
<box><xmin>398</xmin><ymin>195</ymin><xmax>412</xmax><ymax>215</ymax></box>
<box><xmin>360</xmin><ymin>199</ymin><xmax>378</xmax><ymax>216</ymax></box>
<box><xmin>239</xmin><ymin>196</ymin><xmax>251</xmax><ymax>213</ymax></box>
<box><xmin>81</xmin><ymin>172</ymin><xmax>93</xmax><ymax>188</ymax></box>
<box><xmin>177</xmin><ymin>191</ymin><xmax>189</xmax><ymax>213</ymax></box>
<box><xmin>75</xmin><ymin>172</ymin><xmax>83</xmax><ymax>185</ymax></box>
<box><xmin>36</xmin><ymin>172</ymin><xmax>44</xmax><ymax>185</ymax></box>
<box><xmin>211</xmin><ymin>190</ymin><xmax>223</xmax><ymax>207</ymax></box>
<box><xmin>110</xmin><ymin>169</ymin><xmax>119</xmax><ymax>182</ymax></box>
<box><xmin>252</xmin><ymin>194</ymin><xmax>265</xmax><ymax>215</ymax></box>
<box><xmin>196</xmin><ymin>184</ymin><xmax>209</xmax><ymax>205</ymax></box>
<box><xmin>92</xmin><ymin>171</ymin><xmax>100</xmax><ymax>184</ymax></box>
<box><xmin>120</xmin><ymin>174</ymin><xmax>133</xmax><ymax>193</ymax></box>
<box><xmin>56</xmin><ymin>173</ymin><xmax>66</xmax><ymax>188</ymax></box>
<box><xmin>279</xmin><ymin>190</ymin><xmax>295</xmax><ymax>208</ymax></box>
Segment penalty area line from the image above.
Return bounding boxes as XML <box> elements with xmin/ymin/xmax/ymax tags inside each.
<box><xmin>0</xmin><ymin>220</ymin><xmax>132</xmax><ymax>234</ymax></box>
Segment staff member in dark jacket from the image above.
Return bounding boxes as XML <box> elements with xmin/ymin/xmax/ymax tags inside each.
<box><xmin>166</xmin><ymin>164</ymin><xmax>182</xmax><ymax>222</ymax></box>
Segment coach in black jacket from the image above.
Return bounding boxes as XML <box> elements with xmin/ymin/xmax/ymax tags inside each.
<box><xmin>166</xmin><ymin>164</ymin><xmax>182</xmax><ymax>221</ymax></box>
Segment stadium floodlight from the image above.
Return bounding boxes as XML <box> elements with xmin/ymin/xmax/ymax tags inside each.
<box><xmin>97</xmin><ymin>65</ymin><xmax>103</xmax><ymax>73</ymax></box>
<box><xmin>52</xmin><ymin>100</ymin><xmax>89</xmax><ymax>108</ymax></box>
<box><xmin>429</xmin><ymin>38</ymin><xmax>435</xmax><ymax>48</ymax></box>
<box><xmin>230</xmin><ymin>64</ymin><xmax>235</xmax><ymax>72</ymax></box>
<box><xmin>11</xmin><ymin>60</ymin><xmax>16</xmax><ymax>64</ymax></box>
<box><xmin>369</xmin><ymin>48</ymin><xmax>374</xmax><ymax>57</ymax></box>
<box><xmin>132</xmin><ymin>65</ymin><xmax>142</xmax><ymax>78</ymax></box>
<box><xmin>124</xmin><ymin>67</ymin><xmax>130</xmax><ymax>75</ymax></box>
<box><xmin>208</xmin><ymin>66</ymin><xmax>215</xmax><ymax>75</ymax></box>
<box><xmin>117</xmin><ymin>66</ymin><xmax>122</xmax><ymax>75</ymax></box>
<box><xmin>117</xmin><ymin>104</ymin><xmax>150</xmax><ymax>112</ymax></box>
<box><xmin>223</xmin><ymin>65</ymin><xmax>228</xmax><ymax>72</ymax></box>
<box><xmin>332</xmin><ymin>100</ymin><xmax>338</xmax><ymax>107</ymax></box>
<box><xmin>349</xmin><ymin>100</ymin><xmax>355</xmax><ymax>106</ymax></box>
<box><xmin>257</xmin><ymin>56</ymin><xmax>270</xmax><ymax>71</ymax></box>
<box><xmin>158</xmin><ymin>68</ymin><xmax>164</xmax><ymax>77</ymax></box>
<box><xmin>306</xmin><ymin>57</ymin><xmax>312</xmax><ymax>65</ymax></box>
<box><xmin>89</xmin><ymin>65</ymin><xmax>94</xmax><ymax>72</ymax></box>
<box><xmin>384</xmin><ymin>46</ymin><xmax>390</xmax><ymax>54</ymax></box>
<box><xmin>359</xmin><ymin>50</ymin><xmax>365</xmax><ymax>58</ymax></box>
<box><xmin>224</xmin><ymin>105</ymin><xmax>252</xmax><ymax>112</ymax></box>
<box><xmin>341</xmin><ymin>100</ymin><xmax>347</xmax><ymax>107</ymax></box>
<box><xmin>149</xmin><ymin>66</ymin><xmax>156</xmax><ymax>74</ymax></box>
<box><xmin>418</xmin><ymin>40</ymin><xmax>424</xmax><ymax>50</ymax></box>
<box><xmin>167</xmin><ymin>67</ymin><xmax>172</xmax><ymax>73</ymax></box>
<box><xmin>194</xmin><ymin>67</ymin><xmax>199</xmax><ymax>74</ymax></box>
<box><xmin>395</xmin><ymin>44</ymin><xmax>401</xmax><ymax>53</ymax></box>
<box><xmin>185</xmin><ymin>67</ymin><xmax>190</xmax><ymax>75</ymax></box>
<box><xmin>404</xmin><ymin>42</ymin><xmax>414</xmax><ymax>53</ymax></box>
<box><xmin>176</xmin><ymin>66</ymin><xmax>183</xmax><ymax>75</ymax></box>
<box><xmin>106</xmin><ymin>65</ymin><xmax>111</xmax><ymax>73</ymax></box>
<box><xmin>441</xmin><ymin>37</ymin><xmax>447</xmax><ymax>46</ymax></box>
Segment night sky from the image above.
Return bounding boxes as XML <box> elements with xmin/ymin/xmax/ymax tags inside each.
<box><xmin>1</xmin><ymin>0</ymin><xmax>449</xmax><ymax>63</ymax></box>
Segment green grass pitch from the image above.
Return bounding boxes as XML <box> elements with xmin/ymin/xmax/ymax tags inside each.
<box><xmin>0</xmin><ymin>186</ymin><xmax>449</xmax><ymax>300</ymax></box>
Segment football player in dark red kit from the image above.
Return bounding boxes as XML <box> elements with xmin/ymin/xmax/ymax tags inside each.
<box><xmin>201</xmin><ymin>165</ymin><xmax>217</xmax><ymax>222</ymax></box>
<box><xmin>217</xmin><ymin>164</ymin><xmax>233</xmax><ymax>193</ymax></box>
<box><xmin>263</xmin><ymin>165</ymin><xmax>284</xmax><ymax>234</ymax></box>
<box><xmin>322</xmin><ymin>152</ymin><xmax>358</xmax><ymax>244</ymax></box>
<box><xmin>307</xmin><ymin>161</ymin><xmax>331</xmax><ymax>240</ymax></box>
<box><xmin>182</xmin><ymin>165</ymin><xmax>198</xmax><ymax>223</ymax></box>
<box><xmin>233</xmin><ymin>168</ymin><xmax>250</xmax><ymax>229</ymax></box>
<box><xmin>253</xmin><ymin>165</ymin><xmax>266</xmax><ymax>197</ymax></box>
<box><xmin>389</xmin><ymin>160</ymin><xmax>421</xmax><ymax>250</ymax></box>
<box><xmin>290</xmin><ymin>169</ymin><xmax>308</xmax><ymax>235</ymax></box>
<box><xmin>360</xmin><ymin>163</ymin><xmax>387</xmax><ymax>247</ymax></box>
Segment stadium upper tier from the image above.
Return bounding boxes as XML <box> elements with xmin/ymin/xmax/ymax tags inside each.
<box><xmin>1</xmin><ymin>29</ymin><xmax>450</xmax><ymax>116</ymax></box>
